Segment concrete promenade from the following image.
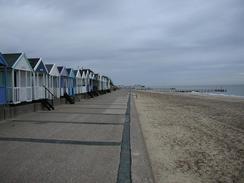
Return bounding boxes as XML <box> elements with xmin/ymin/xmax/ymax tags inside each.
<box><xmin>0</xmin><ymin>90</ymin><xmax>130</xmax><ymax>183</ymax></box>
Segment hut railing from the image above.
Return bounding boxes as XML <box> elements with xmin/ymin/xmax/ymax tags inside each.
<box><xmin>26</xmin><ymin>87</ymin><xmax>32</xmax><ymax>101</ymax></box>
<box><xmin>19</xmin><ymin>87</ymin><xmax>24</xmax><ymax>102</ymax></box>
<box><xmin>6</xmin><ymin>87</ymin><xmax>32</xmax><ymax>104</ymax></box>
<box><xmin>11</xmin><ymin>87</ymin><xmax>20</xmax><ymax>104</ymax></box>
<box><xmin>0</xmin><ymin>86</ymin><xmax>6</xmax><ymax>104</ymax></box>
<box><xmin>33</xmin><ymin>86</ymin><xmax>45</xmax><ymax>100</ymax></box>
<box><xmin>43</xmin><ymin>85</ymin><xmax>55</xmax><ymax>107</ymax></box>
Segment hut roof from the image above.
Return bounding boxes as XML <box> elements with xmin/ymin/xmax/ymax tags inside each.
<box><xmin>66</xmin><ymin>68</ymin><xmax>72</xmax><ymax>75</ymax></box>
<box><xmin>57</xmin><ymin>66</ymin><xmax>68</xmax><ymax>76</ymax></box>
<box><xmin>66</xmin><ymin>68</ymin><xmax>75</xmax><ymax>78</ymax></box>
<box><xmin>74</xmin><ymin>70</ymin><xmax>81</xmax><ymax>77</ymax></box>
<box><xmin>28</xmin><ymin>58</ymin><xmax>39</xmax><ymax>69</ymax></box>
<box><xmin>2</xmin><ymin>53</ymin><xmax>21</xmax><ymax>67</ymax></box>
<box><xmin>0</xmin><ymin>53</ymin><xmax>8</xmax><ymax>66</ymax></box>
<box><xmin>81</xmin><ymin>69</ymin><xmax>94</xmax><ymax>74</ymax></box>
<box><xmin>57</xmin><ymin>66</ymin><xmax>64</xmax><ymax>73</ymax></box>
<box><xmin>45</xmin><ymin>64</ymin><xmax>54</xmax><ymax>73</ymax></box>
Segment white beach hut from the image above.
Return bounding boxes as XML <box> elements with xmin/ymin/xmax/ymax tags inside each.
<box><xmin>3</xmin><ymin>53</ymin><xmax>33</xmax><ymax>104</ymax></box>
<box><xmin>80</xmin><ymin>69</ymin><xmax>89</xmax><ymax>93</ymax></box>
<box><xmin>85</xmin><ymin>69</ymin><xmax>94</xmax><ymax>92</ymax></box>
<box><xmin>74</xmin><ymin>70</ymin><xmax>82</xmax><ymax>94</ymax></box>
<box><xmin>28</xmin><ymin>58</ymin><xmax>49</xmax><ymax>100</ymax></box>
<box><xmin>46</xmin><ymin>64</ymin><xmax>60</xmax><ymax>98</ymax></box>
<box><xmin>101</xmin><ymin>75</ymin><xmax>106</xmax><ymax>91</ymax></box>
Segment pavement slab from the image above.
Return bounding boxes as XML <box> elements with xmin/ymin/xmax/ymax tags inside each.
<box><xmin>52</xmin><ymin>107</ymin><xmax>126</xmax><ymax>114</ymax></box>
<box><xmin>14</xmin><ymin>112</ymin><xmax>125</xmax><ymax>124</ymax></box>
<box><xmin>0</xmin><ymin>142</ymin><xmax>120</xmax><ymax>183</ymax></box>
<box><xmin>0</xmin><ymin>90</ymin><xmax>130</xmax><ymax>183</ymax></box>
<box><xmin>0</xmin><ymin>122</ymin><xmax>123</xmax><ymax>142</ymax></box>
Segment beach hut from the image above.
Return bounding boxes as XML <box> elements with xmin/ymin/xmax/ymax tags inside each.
<box><xmin>0</xmin><ymin>53</ymin><xmax>8</xmax><ymax>104</ymax></box>
<box><xmin>104</xmin><ymin>76</ymin><xmax>111</xmax><ymax>91</ymax></box>
<box><xmin>80</xmin><ymin>69</ymin><xmax>89</xmax><ymax>93</ymax></box>
<box><xmin>57</xmin><ymin>66</ymin><xmax>68</xmax><ymax>96</ymax></box>
<box><xmin>101</xmin><ymin>75</ymin><xmax>106</xmax><ymax>91</ymax></box>
<box><xmin>45</xmin><ymin>64</ymin><xmax>60</xmax><ymax>98</ymax></box>
<box><xmin>93</xmin><ymin>74</ymin><xmax>100</xmax><ymax>93</ymax></box>
<box><xmin>28</xmin><ymin>58</ymin><xmax>49</xmax><ymax>100</ymax></box>
<box><xmin>3</xmin><ymin>53</ymin><xmax>33</xmax><ymax>104</ymax></box>
<box><xmin>74</xmin><ymin>69</ymin><xmax>82</xmax><ymax>94</ymax></box>
<box><xmin>99</xmin><ymin>75</ymin><xmax>103</xmax><ymax>92</ymax></box>
<box><xmin>98</xmin><ymin>75</ymin><xmax>103</xmax><ymax>92</ymax></box>
<box><xmin>66</xmin><ymin>68</ymin><xmax>75</xmax><ymax>96</ymax></box>
<box><xmin>106</xmin><ymin>77</ymin><xmax>111</xmax><ymax>90</ymax></box>
<box><xmin>88</xmin><ymin>69</ymin><xmax>94</xmax><ymax>92</ymax></box>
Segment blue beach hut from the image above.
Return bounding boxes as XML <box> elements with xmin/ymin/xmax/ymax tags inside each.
<box><xmin>57</xmin><ymin>66</ymin><xmax>68</xmax><ymax>96</ymax></box>
<box><xmin>0</xmin><ymin>53</ymin><xmax>8</xmax><ymax>104</ymax></box>
<box><xmin>66</xmin><ymin>68</ymin><xmax>76</xmax><ymax>96</ymax></box>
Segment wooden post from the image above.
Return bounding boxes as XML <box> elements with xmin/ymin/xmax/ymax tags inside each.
<box><xmin>18</xmin><ymin>70</ymin><xmax>21</xmax><ymax>102</ymax></box>
<box><xmin>4</xmin><ymin>66</ymin><xmax>7</xmax><ymax>103</ymax></box>
<box><xmin>18</xmin><ymin>70</ymin><xmax>21</xmax><ymax>87</ymax></box>
<box><xmin>30</xmin><ymin>71</ymin><xmax>32</xmax><ymax>99</ymax></box>
<box><xmin>12</xmin><ymin>69</ymin><xmax>14</xmax><ymax>103</ymax></box>
<box><xmin>33</xmin><ymin>72</ymin><xmax>35</xmax><ymax>99</ymax></box>
<box><xmin>25</xmin><ymin>71</ymin><xmax>28</xmax><ymax>101</ymax></box>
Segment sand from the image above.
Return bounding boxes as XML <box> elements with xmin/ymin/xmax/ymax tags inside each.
<box><xmin>134</xmin><ymin>91</ymin><xmax>244</xmax><ymax>183</ymax></box>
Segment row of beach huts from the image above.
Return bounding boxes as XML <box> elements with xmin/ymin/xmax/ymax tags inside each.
<box><xmin>0</xmin><ymin>52</ymin><xmax>113</xmax><ymax>107</ymax></box>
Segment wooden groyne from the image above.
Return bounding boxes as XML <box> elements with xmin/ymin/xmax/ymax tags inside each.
<box><xmin>170</xmin><ymin>88</ymin><xmax>227</xmax><ymax>93</ymax></box>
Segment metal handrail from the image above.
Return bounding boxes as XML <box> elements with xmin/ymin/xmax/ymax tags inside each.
<box><xmin>43</xmin><ymin>85</ymin><xmax>56</xmax><ymax>107</ymax></box>
<box><xmin>43</xmin><ymin>85</ymin><xmax>55</xmax><ymax>98</ymax></box>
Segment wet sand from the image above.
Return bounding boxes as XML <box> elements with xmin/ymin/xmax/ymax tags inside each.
<box><xmin>134</xmin><ymin>91</ymin><xmax>244</xmax><ymax>183</ymax></box>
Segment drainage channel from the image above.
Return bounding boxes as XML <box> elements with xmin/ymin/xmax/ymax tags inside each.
<box><xmin>117</xmin><ymin>92</ymin><xmax>131</xmax><ymax>183</ymax></box>
<box><xmin>11</xmin><ymin>119</ymin><xmax>124</xmax><ymax>126</ymax></box>
<box><xmin>0</xmin><ymin>137</ymin><xmax>121</xmax><ymax>146</ymax></box>
<box><xmin>37</xmin><ymin>111</ymin><xmax>125</xmax><ymax>116</ymax></box>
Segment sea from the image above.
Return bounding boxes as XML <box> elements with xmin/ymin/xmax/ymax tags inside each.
<box><xmin>153</xmin><ymin>84</ymin><xmax>244</xmax><ymax>98</ymax></box>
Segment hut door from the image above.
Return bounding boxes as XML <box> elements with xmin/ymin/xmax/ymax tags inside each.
<box><xmin>39</xmin><ymin>73</ymin><xmax>44</xmax><ymax>87</ymax></box>
<box><xmin>64</xmin><ymin>78</ymin><xmax>67</xmax><ymax>89</ymax></box>
<box><xmin>14</xmin><ymin>70</ymin><xmax>19</xmax><ymax>87</ymax></box>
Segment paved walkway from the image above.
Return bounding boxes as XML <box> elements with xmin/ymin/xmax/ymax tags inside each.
<box><xmin>0</xmin><ymin>90</ymin><xmax>129</xmax><ymax>183</ymax></box>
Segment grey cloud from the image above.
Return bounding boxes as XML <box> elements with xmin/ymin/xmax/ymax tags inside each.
<box><xmin>0</xmin><ymin>0</ymin><xmax>243</xmax><ymax>85</ymax></box>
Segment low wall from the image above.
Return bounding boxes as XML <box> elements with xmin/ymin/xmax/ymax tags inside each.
<box><xmin>0</xmin><ymin>93</ymin><xmax>91</xmax><ymax>122</ymax></box>
<box><xmin>0</xmin><ymin>90</ymin><xmax>112</xmax><ymax>122</ymax></box>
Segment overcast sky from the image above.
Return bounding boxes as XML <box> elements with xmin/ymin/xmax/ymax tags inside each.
<box><xmin>0</xmin><ymin>0</ymin><xmax>243</xmax><ymax>86</ymax></box>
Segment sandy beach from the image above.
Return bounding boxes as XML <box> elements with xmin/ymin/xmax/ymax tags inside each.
<box><xmin>134</xmin><ymin>91</ymin><xmax>244</xmax><ymax>183</ymax></box>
